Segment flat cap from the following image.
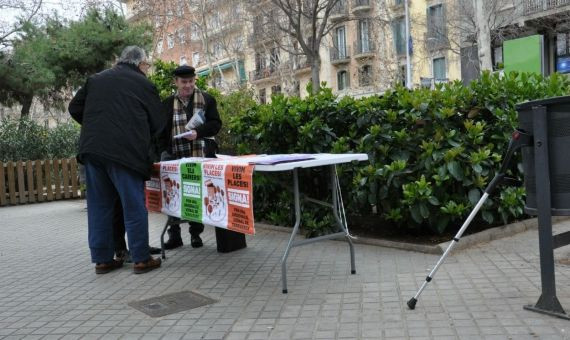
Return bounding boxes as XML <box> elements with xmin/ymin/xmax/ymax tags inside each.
<box><xmin>173</xmin><ymin>65</ymin><xmax>196</xmax><ymax>77</ymax></box>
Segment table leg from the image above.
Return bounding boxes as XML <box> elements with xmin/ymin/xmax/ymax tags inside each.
<box><xmin>281</xmin><ymin>168</ymin><xmax>301</xmax><ymax>294</ymax></box>
<box><xmin>330</xmin><ymin>165</ymin><xmax>356</xmax><ymax>274</ymax></box>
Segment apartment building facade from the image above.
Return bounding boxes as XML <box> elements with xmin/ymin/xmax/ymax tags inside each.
<box><xmin>121</xmin><ymin>0</ymin><xmax>467</xmax><ymax>100</ymax></box>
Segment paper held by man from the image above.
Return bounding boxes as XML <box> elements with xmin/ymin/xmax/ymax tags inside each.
<box><xmin>173</xmin><ymin>108</ymin><xmax>206</xmax><ymax>139</ymax></box>
<box><xmin>173</xmin><ymin>130</ymin><xmax>197</xmax><ymax>139</ymax></box>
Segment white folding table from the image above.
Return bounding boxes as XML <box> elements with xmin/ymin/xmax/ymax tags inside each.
<box><xmin>253</xmin><ymin>153</ymin><xmax>369</xmax><ymax>293</ymax></box>
<box><xmin>157</xmin><ymin>153</ymin><xmax>369</xmax><ymax>293</ymax></box>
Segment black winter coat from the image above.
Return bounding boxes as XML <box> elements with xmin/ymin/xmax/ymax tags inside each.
<box><xmin>69</xmin><ymin>63</ymin><xmax>165</xmax><ymax>179</ymax></box>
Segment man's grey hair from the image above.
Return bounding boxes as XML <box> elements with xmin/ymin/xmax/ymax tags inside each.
<box><xmin>118</xmin><ymin>46</ymin><xmax>147</xmax><ymax>66</ymax></box>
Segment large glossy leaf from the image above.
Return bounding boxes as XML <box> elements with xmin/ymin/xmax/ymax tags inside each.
<box><xmin>447</xmin><ymin>161</ymin><xmax>464</xmax><ymax>181</ymax></box>
<box><xmin>468</xmin><ymin>188</ymin><xmax>481</xmax><ymax>205</ymax></box>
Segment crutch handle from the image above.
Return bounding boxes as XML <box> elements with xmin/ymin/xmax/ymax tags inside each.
<box><xmin>485</xmin><ymin>129</ymin><xmax>532</xmax><ymax>195</ymax></box>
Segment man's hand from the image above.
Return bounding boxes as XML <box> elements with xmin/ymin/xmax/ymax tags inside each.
<box><xmin>184</xmin><ymin>130</ymin><xmax>198</xmax><ymax>141</ymax></box>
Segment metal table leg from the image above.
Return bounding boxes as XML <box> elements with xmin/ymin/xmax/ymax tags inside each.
<box><xmin>330</xmin><ymin>165</ymin><xmax>356</xmax><ymax>274</ymax></box>
<box><xmin>280</xmin><ymin>165</ymin><xmax>356</xmax><ymax>294</ymax></box>
<box><xmin>281</xmin><ymin>168</ymin><xmax>301</xmax><ymax>294</ymax></box>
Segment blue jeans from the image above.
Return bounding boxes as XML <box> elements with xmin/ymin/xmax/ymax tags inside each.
<box><xmin>84</xmin><ymin>156</ymin><xmax>150</xmax><ymax>264</ymax></box>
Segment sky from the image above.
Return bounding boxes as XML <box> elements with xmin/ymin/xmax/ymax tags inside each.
<box><xmin>0</xmin><ymin>0</ymin><xmax>126</xmax><ymax>45</ymax></box>
<box><xmin>1</xmin><ymin>1</ymin><xmax>84</xmax><ymax>24</ymax></box>
<box><xmin>1</xmin><ymin>0</ymin><xmax>126</xmax><ymax>27</ymax></box>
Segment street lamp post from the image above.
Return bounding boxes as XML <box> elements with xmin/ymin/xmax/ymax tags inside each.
<box><xmin>404</xmin><ymin>0</ymin><xmax>412</xmax><ymax>89</ymax></box>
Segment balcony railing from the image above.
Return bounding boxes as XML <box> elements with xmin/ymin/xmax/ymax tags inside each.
<box><xmin>420</xmin><ymin>77</ymin><xmax>449</xmax><ymax>89</ymax></box>
<box><xmin>524</xmin><ymin>0</ymin><xmax>570</xmax><ymax>14</ymax></box>
<box><xmin>248</xmin><ymin>25</ymin><xmax>279</xmax><ymax>46</ymax></box>
<box><xmin>425</xmin><ymin>32</ymin><xmax>449</xmax><ymax>51</ymax></box>
<box><xmin>249</xmin><ymin>67</ymin><xmax>278</xmax><ymax>81</ymax></box>
<box><xmin>352</xmin><ymin>0</ymin><xmax>371</xmax><ymax>11</ymax></box>
<box><xmin>358</xmin><ymin>72</ymin><xmax>373</xmax><ymax>87</ymax></box>
<box><xmin>330</xmin><ymin>46</ymin><xmax>351</xmax><ymax>63</ymax></box>
<box><xmin>293</xmin><ymin>56</ymin><xmax>311</xmax><ymax>71</ymax></box>
<box><xmin>330</xmin><ymin>1</ymin><xmax>349</xmax><ymax>19</ymax></box>
<box><xmin>353</xmin><ymin>40</ymin><xmax>376</xmax><ymax>56</ymax></box>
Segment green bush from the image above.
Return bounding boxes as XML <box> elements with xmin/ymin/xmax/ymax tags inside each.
<box><xmin>207</xmin><ymin>86</ymin><xmax>257</xmax><ymax>154</ymax></box>
<box><xmin>0</xmin><ymin>118</ymin><xmax>80</xmax><ymax>161</ymax></box>
<box><xmin>227</xmin><ymin>72</ymin><xmax>570</xmax><ymax>235</ymax></box>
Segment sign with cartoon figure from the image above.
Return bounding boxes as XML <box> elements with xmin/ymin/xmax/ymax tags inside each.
<box><xmin>145</xmin><ymin>157</ymin><xmax>255</xmax><ymax>234</ymax></box>
<box><xmin>160</xmin><ymin>160</ymin><xmax>182</xmax><ymax>218</ymax></box>
<box><xmin>201</xmin><ymin>162</ymin><xmax>228</xmax><ymax>227</ymax></box>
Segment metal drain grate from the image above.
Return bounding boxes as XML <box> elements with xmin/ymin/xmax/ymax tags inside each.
<box><xmin>128</xmin><ymin>291</ymin><xmax>217</xmax><ymax>317</ymax></box>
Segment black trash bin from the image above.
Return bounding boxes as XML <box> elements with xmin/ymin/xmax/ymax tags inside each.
<box><xmin>517</xmin><ymin>96</ymin><xmax>570</xmax><ymax>216</ymax></box>
<box><xmin>215</xmin><ymin>228</ymin><xmax>247</xmax><ymax>253</ymax></box>
<box><xmin>516</xmin><ymin>95</ymin><xmax>570</xmax><ymax>319</ymax></box>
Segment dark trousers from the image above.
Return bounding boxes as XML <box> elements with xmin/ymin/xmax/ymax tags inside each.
<box><xmin>113</xmin><ymin>199</ymin><xmax>127</xmax><ymax>253</ymax></box>
<box><xmin>84</xmin><ymin>156</ymin><xmax>150</xmax><ymax>264</ymax></box>
<box><xmin>168</xmin><ymin>219</ymin><xmax>204</xmax><ymax>238</ymax></box>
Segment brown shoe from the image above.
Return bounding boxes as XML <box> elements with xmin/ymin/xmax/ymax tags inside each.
<box><xmin>133</xmin><ymin>257</ymin><xmax>161</xmax><ymax>274</ymax></box>
<box><xmin>95</xmin><ymin>259</ymin><xmax>124</xmax><ymax>274</ymax></box>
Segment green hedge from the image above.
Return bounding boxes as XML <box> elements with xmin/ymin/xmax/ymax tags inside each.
<box><xmin>227</xmin><ymin>72</ymin><xmax>570</xmax><ymax>235</ymax></box>
<box><xmin>0</xmin><ymin>118</ymin><xmax>80</xmax><ymax>161</ymax></box>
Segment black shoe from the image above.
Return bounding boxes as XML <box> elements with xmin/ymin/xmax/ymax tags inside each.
<box><xmin>164</xmin><ymin>237</ymin><xmax>183</xmax><ymax>250</ymax></box>
<box><xmin>149</xmin><ymin>246</ymin><xmax>162</xmax><ymax>255</ymax></box>
<box><xmin>191</xmin><ymin>235</ymin><xmax>203</xmax><ymax>248</ymax></box>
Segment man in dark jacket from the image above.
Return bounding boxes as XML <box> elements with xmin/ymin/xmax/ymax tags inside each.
<box><xmin>160</xmin><ymin>65</ymin><xmax>221</xmax><ymax>249</ymax></box>
<box><xmin>69</xmin><ymin>46</ymin><xmax>164</xmax><ymax>274</ymax></box>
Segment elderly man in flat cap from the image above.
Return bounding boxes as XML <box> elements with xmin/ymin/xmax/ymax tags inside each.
<box><xmin>159</xmin><ymin>65</ymin><xmax>221</xmax><ymax>249</ymax></box>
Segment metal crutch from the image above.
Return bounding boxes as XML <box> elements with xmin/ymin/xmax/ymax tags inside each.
<box><xmin>407</xmin><ymin>129</ymin><xmax>532</xmax><ymax>310</ymax></box>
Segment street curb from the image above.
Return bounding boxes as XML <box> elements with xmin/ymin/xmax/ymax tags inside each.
<box><xmin>254</xmin><ymin>216</ymin><xmax>570</xmax><ymax>254</ymax></box>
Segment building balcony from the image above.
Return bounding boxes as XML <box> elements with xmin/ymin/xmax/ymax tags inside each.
<box><xmin>330</xmin><ymin>46</ymin><xmax>351</xmax><ymax>64</ymax></box>
<box><xmin>425</xmin><ymin>32</ymin><xmax>450</xmax><ymax>51</ymax></box>
<box><xmin>389</xmin><ymin>0</ymin><xmax>405</xmax><ymax>9</ymax></box>
<box><xmin>293</xmin><ymin>56</ymin><xmax>311</xmax><ymax>74</ymax></box>
<box><xmin>248</xmin><ymin>26</ymin><xmax>279</xmax><ymax>46</ymax></box>
<box><xmin>357</xmin><ymin>72</ymin><xmax>374</xmax><ymax>87</ymax></box>
<box><xmin>420</xmin><ymin>77</ymin><xmax>449</xmax><ymax>89</ymax></box>
<box><xmin>249</xmin><ymin>67</ymin><xmax>279</xmax><ymax>82</ymax></box>
<box><xmin>352</xmin><ymin>0</ymin><xmax>371</xmax><ymax>13</ymax></box>
<box><xmin>353</xmin><ymin>40</ymin><xmax>376</xmax><ymax>58</ymax></box>
<box><xmin>330</xmin><ymin>1</ymin><xmax>349</xmax><ymax>21</ymax></box>
<box><xmin>524</xmin><ymin>0</ymin><xmax>570</xmax><ymax>15</ymax></box>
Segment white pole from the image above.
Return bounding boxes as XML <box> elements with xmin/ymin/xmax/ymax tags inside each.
<box><xmin>404</xmin><ymin>0</ymin><xmax>412</xmax><ymax>89</ymax></box>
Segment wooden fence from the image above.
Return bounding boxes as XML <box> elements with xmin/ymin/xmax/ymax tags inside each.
<box><xmin>0</xmin><ymin>158</ymin><xmax>83</xmax><ymax>206</ymax></box>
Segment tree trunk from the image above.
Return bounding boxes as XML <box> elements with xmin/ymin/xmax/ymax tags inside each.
<box><xmin>20</xmin><ymin>94</ymin><xmax>33</xmax><ymax>119</ymax></box>
<box><xmin>310</xmin><ymin>56</ymin><xmax>321</xmax><ymax>95</ymax></box>
<box><xmin>474</xmin><ymin>0</ymin><xmax>493</xmax><ymax>72</ymax></box>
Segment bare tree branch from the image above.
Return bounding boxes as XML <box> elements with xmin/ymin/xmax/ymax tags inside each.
<box><xmin>0</xmin><ymin>0</ymin><xmax>43</xmax><ymax>46</ymax></box>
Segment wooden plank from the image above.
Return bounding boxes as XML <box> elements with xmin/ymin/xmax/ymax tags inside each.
<box><xmin>36</xmin><ymin>160</ymin><xmax>44</xmax><ymax>202</ymax></box>
<box><xmin>45</xmin><ymin>160</ymin><xmax>54</xmax><ymax>201</ymax></box>
<box><xmin>7</xmin><ymin>161</ymin><xmax>17</xmax><ymax>204</ymax></box>
<box><xmin>0</xmin><ymin>161</ymin><xmax>6</xmax><ymax>206</ymax></box>
<box><xmin>62</xmin><ymin>158</ymin><xmax>70</xmax><ymax>199</ymax></box>
<box><xmin>70</xmin><ymin>158</ymin><xmax>79</xmax><ymax>198</ymax></box>
<box><xmin>26</xmin><ymin>160</ymin><xmax>35</xmax><ymax>203</ymax></box>
<box><xmin>17</xmin><ymin>161</ymin><xmax>26</xmax><ymax>203</ymax></box>
<box><xmin>53</xmin><ymin>159</ymin><xmax>62</xmax><ymax>200</ymax></box>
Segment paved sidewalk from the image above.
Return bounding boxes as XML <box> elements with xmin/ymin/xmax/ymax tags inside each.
<box><xmin>1</xmin><ymin>200</ymin><xmax>570</xmax><ymax>340</ymax></box>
